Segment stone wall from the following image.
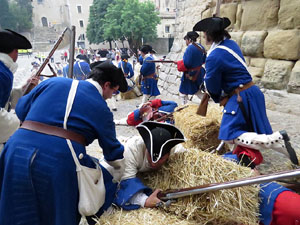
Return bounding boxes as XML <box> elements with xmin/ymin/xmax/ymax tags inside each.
<box><xmin>158</xmin><ymin>0</ymin><xmax>300</xmax><ymax>101</ymax></box>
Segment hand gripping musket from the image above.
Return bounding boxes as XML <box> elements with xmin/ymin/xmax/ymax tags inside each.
<box><xmin>23</xmin><ymin>28</ymin><xmax>71</xmax><ymax>95</ymax></box>
<box><xmin>157</xmin><ymin>168</ymin><xmax>300</xmax><ymax>201</ymax></box>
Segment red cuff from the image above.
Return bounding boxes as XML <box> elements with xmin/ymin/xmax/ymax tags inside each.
<box><xmin>150</xmin><ymin>99</ymin><xmax>162</xmax><ymax>108</ymax></box>
<box><xmin>177</xmin><ymin>60</ymin><xmax>188</xmax><ymax>72</ymax></box>
<box><xmin>271</xmin><ymin>191</ymin><xmax>300</xmax><ymax>225</ymax></box>
<box><xmin>127</xmin><ymin>112</ymin><xmax>142</xmax><ymax>126</ymax></box>
<box><xmin>233</xmin><ymin>145</ymin><xmax>263</xmax><ymax>166</ymax></box>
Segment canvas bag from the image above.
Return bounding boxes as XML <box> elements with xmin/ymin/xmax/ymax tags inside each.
<box><xmin>64</xmin><ymin>80</ymin><xmax>106</xmax><ymax>216</ymax></box>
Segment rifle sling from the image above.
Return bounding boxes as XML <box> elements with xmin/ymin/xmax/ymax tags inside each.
<box><xmin>21</xmin><ymin>120</ymin><xmax>87</xmax><ymax>146</ymax></box>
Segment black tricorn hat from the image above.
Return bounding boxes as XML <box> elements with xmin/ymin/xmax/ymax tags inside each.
<box><xmin>193</xmin><ymin>17</ymin><xmax>231</xmax><ymax>33</ymax></box>
<box><xmin>184</xmin><ymin>31</ymin><xmax>199</xmax><ymax>40</ymax></box>
<box><xmin>121</xmin><ymin>53</ymin><xmax>129</xmax><ymax>60</ymax></box>
<box><xmin>0</xmin><ymin>29</ymin><xmax>32</xmax><ymax>51</ymax></box>
<box><xmin>92</xmin><ymin>60</ymin><xmax>128</xmax><ymax>92</ymax></box>
<box><xmin>140</xmin><ymin>45</ymin><xmax>152</xmax><ymax>54</ymax></box>
<box><xmin>137</xmin><ymin>121</ymin><xmax>185</xmax><ymax>163</ymax></box>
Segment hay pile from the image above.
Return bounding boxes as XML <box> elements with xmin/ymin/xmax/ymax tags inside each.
<box><xmin>120</xmin><ymin>89</ymin><xmax>137</xmax><ymax>99</ymax></box>
<box><xmin>174</xmin><ymin>104</ymin><xmax>223</xmax><ymax>151</ymax></box>
<box><xmin>140</xmin><ymin>149</ymin><xmax>260</xmax><ymax>225</ymax></box>
<box><xmin>97</xmin><ymin>208</ymin><xmax>198</xmax><ymax>225</ymax></box>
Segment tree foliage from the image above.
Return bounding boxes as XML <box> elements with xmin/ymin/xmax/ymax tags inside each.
<box><xmin>0</xmin><ymin>0</ymin><xmax>16</xmax><ymax>29</ymax></box>
<box><xmin>87</xmin><ymin>0</ymin><xmax>160</xmax><ymax>51</ymax></box>
<box><xmin>0</xmin><ymin>0</ymin><xmax>32</xmax><ymax>32</ymax></box>
<box><xmin>104</xmin><ymin>0</ymin><xmax>160</xmax><ymax>50</ymax></box>
<box><xmin>86</xmin><ymin>0</ymin><xmax>115</xmax><ymax>45</ymax></box>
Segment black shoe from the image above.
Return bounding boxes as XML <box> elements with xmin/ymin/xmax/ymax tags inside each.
<box><xmin>112</xmin><ymin>108</ymin><xmax>117</xmax><ymax>111</ymax></box>
<box><xmin>239</xmin><ymin>154</ymin><xmax>256</xmax><ymax>169</ymax></box>
<box><xmin>279</xmin><ymin>130</ymin><xmax>299</xmax><ymax>165</ymax></box>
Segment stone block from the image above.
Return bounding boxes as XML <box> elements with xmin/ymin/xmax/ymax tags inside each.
<box><xmin>220</xmin><ymin>3</ymin><xmax>238</xmax><ymax>29</ymax></box>
<box><xmin>230</xmin><ymin>31</ymin><xmax>244</xmax><ymax>47</ymax></box>
<box><xmin>278</xmin><ymin>0</ymin><xmax>300</xmax><ymax>29</ymax></box>
<box><xmin>240</xmin><ymin>0</ymin><xmax>279</xmax><ymax>31</ymax></box>
<box><xmin>241</xmin><ymin>31</ymin><xmax>267</xmax><ymax>57</ymax></box>
<box><xmin>170</xmin><ymin>42</ymin><xmax>182</xmax><ymax>53</ymax></box>
<box><xmin>264</xmin><ymin>30</ymin><xmax>300</xmax><ymax>60</ymax></box>
<box><xmin>248</xmin><ymin>66</ymin><xmax>264</xmax><ymax>83</ymax></box>
<box><xmin>250</xmin><ymin>58</ymin><xmax>267</xmax><ymax>68</ymax></box>
<box><xmin>261</xmin><ymin>59</ymin><xmax>294</xmax><ymax>90</ymax></box>
<box><xmin>169</xmin><ymin>84</ymin><xmax>179</xmax><ymax>95</ymax></box>
<box><xmin>167</xmin><ymin>74</ymin><xmax>177</xmax><ymax>84</ymax></box>
<box><xmin>287</xmin><ymin>60</ymin><xmax>300</xmax><ymax>94</ymax></box>
<box><xmin>234</xmin><ymin>3</ymin><xmax>242</xmax><ymax>30</ymax></box>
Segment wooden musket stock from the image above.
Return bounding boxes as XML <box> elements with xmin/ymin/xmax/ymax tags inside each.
<box><xmin>23</xmin><ymin>28</ymin><xmax>70</xmax><ymax>95</ymax></box>
<box><xmin>196</xmin><ymin>92</ymin><xmax>210</xmax><ymax>116</ymax></box>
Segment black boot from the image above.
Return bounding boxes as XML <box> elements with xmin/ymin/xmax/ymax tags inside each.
<box><xmin>279</xmin><ymin>130</ymin><xmax>299</xmax><ymax>165</ymax></box>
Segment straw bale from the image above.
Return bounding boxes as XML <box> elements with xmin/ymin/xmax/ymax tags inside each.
<box><xmin>120</xmin><ymin>89</ymin><xmax>137</xmax><ymax>99</ymax></box>
<box><xmin>97</xmin><ymin>208</ymin><xmax>198</xmax><ymax>225</ymax></box>
<box><xmin>140</xmin><ymin>149</ymin><xmax>260</xmax><ymax>225</ymax></box>
<box><xmin>174</xmin><ymin>104</ymin><xmax>223</xmax><ymax>151</ymax></box>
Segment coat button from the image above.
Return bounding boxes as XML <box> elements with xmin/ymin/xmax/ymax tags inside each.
<box><xmin>79</xmin><ymin>153</ymin><xmax>84</xmax><ymax>159</ymax></box>
<box><xmin>223</xmin><ymin>109</ymin><xmax>227</xmax><ymax>113</ymax></box>
<box><xmin>231</xmin><ymin>111</ymin><xmax>235</xmax><ymax>115</ymax></box>
<box><xmin>239</xmin><ymin>84</ymin><xmax>244</xmax><ymax>88</ymax></box>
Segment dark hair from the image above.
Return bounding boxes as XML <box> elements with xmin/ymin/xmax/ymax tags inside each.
<box><xmin>205</xmin><ymin>29</ymin><xmax>231</xmax><ymax>43</ymax></box>
<box><xmin>88</xmin><ymin>68</ymin><xmax>119</xmax><ymax>89</ymax></box>
<box><xmin>0</xmin><ymin>47</ymin><xmax>14</xmax><ymax>54</ymax></box>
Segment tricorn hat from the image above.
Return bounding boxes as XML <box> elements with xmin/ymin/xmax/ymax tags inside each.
<box><xmin>140</xmin><ymin>45</ymin><xmax>152</xmax><ymax>54</ymax></box>
<box><xmin>184</xmin><ymin>31</ymin><xmax>199</xmax><ymax>40</ymax></box>
<box><xmin>193</xmin><ymin>17</ymin><xmax>231</xmax><ymax>33</ymax></box>
<box><xmin>121</xmin><ymin>53</ymin><xmax>129</xmax><ymax>60</ymax></box>
<box><xmin>92</xmin><ymin>60</ymin><xmax>128</xmax><ymax>92</ymax></box>
<box><xmin>137</xmin><ymin>121</ymin><xmax>185</xmax><ymax>163</ymax></box>
<box><xmin>0</xmin><ymin>29</ymin><xmax>32</xmax><ymax>52</ymax></box>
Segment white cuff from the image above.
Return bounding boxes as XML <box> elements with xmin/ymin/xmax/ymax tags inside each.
<box><xmin>129</xmin><ymin>191</ymin><xmax>148</xmax><ymax>207</ymax></box>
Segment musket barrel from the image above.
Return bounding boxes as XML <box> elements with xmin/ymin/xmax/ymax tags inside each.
<box><xmin>160</xmin><ymin>168</ymin><xmax>300</xmax><ymax>200</ymax></box>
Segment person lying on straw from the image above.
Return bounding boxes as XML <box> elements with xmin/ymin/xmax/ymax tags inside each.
<box><xmin>114</xmin><ymin>99</ymin><xmax>178</xmax><ymax>126</ymax></box>
<box><xmin>113</xmin><ymin>121</ymin><xmax>185</xmax><ymax>209</ymax></box>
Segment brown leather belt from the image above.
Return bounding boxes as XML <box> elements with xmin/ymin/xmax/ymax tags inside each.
<box><xmin>21</xmin><ymin>120</ymin><xmax>87</xmax><ymax>146</ymax></box>
<box><xmin>220</xmin><ymin>81</ymin><xmax>254</xmax><ymax>107</ymax></box>
<box><xmin>142</xmin><ymin>73</ymin><xmax>156</xmax><ymax>81</ymax></box>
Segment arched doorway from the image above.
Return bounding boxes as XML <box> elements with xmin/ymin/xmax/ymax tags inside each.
<box><xmin>41</xmin><ymin>17</ymin><xmax>48</xmax><ymax>27</ymax></box>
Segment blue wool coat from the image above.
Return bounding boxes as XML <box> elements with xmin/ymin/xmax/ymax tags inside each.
<box><xmin>0</xmin><ymin>61</ymin><xmax>13</xmax><ymax>108</ymax></box>
<box><xmin>179</xmin><ymin>43</ymin><xmax>206</xmax><ymax>95</ymax></box>
<box><xmin>63</xmin><ymin>60</ymin><xmax>91</xmax><ymax>80</ymax></box>
<box><xmin>205</xmin><ymin>39</ymin><xmax>272</xmax><ymax>140</ymax></box>
<box><xmin>118</xmin><ymin>61</ymin><xmax>134</xmax><ymax>79</ymax></box>
<box><xmin>0</xmin><ymin>77</ymin><xmax>124</xmax><ymax>225</ymax></box>
<box><xmin>140</xmin><ymin>55</ymin><xmax>160</xmax><ymax>96</ymax></box>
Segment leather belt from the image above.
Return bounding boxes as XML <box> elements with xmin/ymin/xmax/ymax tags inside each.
<box><xmin>21</xmin><ymin>120</ymin><xmax>87</xmax><ymax>146</ymax></box>
<box><xmin>142</xmin><ymin>73</ymin><xmax>156</xmax><ymax>81</ymax></box>
<box><xmin>220</xmin><ymin>81</ymin><xmax>254</xmax><ymax>107</ymax></box>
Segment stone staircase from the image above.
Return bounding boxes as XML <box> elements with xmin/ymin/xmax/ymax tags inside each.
<box><xmin>32</xmin><ymin>27</ymin><xmax>61</xmax><ymax>52</ymax></box>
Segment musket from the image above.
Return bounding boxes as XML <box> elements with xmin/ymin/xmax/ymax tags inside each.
<box><xmin>157</xmin><ymin>168</ymin><xmax>300</xmax><ymax>201</ymax></box>
<box><xmin>144</xmin><ymin>60</ymin><xmax>175</xmax><ymax>63</ymax></box>
<box><xmin>23</xmin><ymin>28</ymin><xmax>71</xmax><ymax>95</ymax></box>
<box><xmin>155</xmin><ymin>105</ymin><xmax>189</xmax><ymax>122</ymax></box>
<box><xmin>68</xmin><ymin>26</ymin><xmax>76</xmax><ymax>79</ymax></box>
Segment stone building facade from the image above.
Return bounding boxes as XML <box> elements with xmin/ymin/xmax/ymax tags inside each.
<box><xmin>158</xmin><ymin>0</ymin><xmax>300</xmax><ymax>100</ymax></box>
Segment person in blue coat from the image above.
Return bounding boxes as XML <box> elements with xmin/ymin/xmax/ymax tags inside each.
<box><xmin>118</xmin><ymin>53</ymin><xmax>141</xmax><ymax>96</ymax></box>
<box><xmin>0</xmin><ymin>61</ymin><xmax>128</xmax><ymax>225</ymax></box>
<box><xmin>193</xmin><ymin>17</ymin><xmax>298</xmax><ymax>168</ymax></box>
<box><xmin>223</xmin><ymin>153</ymin><xmax>300</xmax><ymax>225</ymax></box>
<box><xmin>113</xmin><ymin>121</ymin><xmax>185</xmax><ymax>209</ymax></box>
<box><xmin>176</xmin><ymin>31</ymin><xmax>206</xmax><ymax>105</ymax></box>
<box><xmin>63</xmin><ymin>54</ymin><xmax>91</xmax><ymax>80</ymax></box>
<box><xmin>139</xmin><ymin>45</ymin><xmax>160</xmax><ymax>105</ymax></box>
<box><xmin>114</xmin><ymin>98</ymin><xmax>178</xmax><ymax>126</ymax></box>
<box><xmin>0</xmin><ymin>29</ymin><xmax>37</xmax><ymax>151</ymax></box>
